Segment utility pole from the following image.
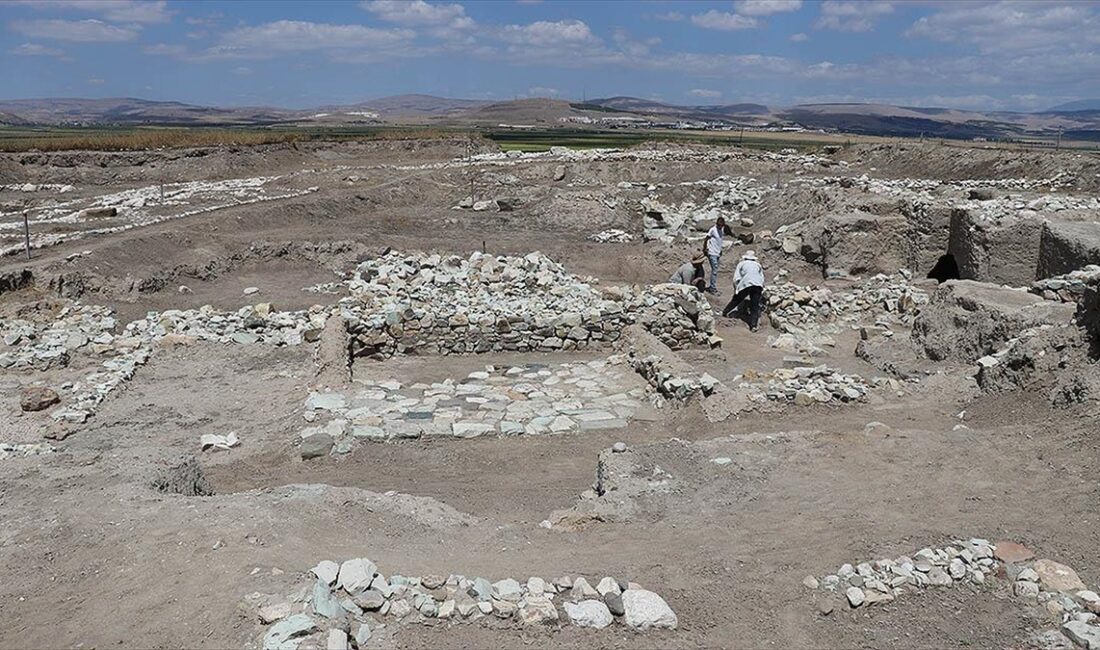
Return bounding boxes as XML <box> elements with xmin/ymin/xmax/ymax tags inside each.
<box><xmin>1056</xmin><ymin>127</ymin><xmax>1063</xmax><ymax>150</ymax></box>
<box><xmin>739</xmin><ymin>126</ymin><xmax>745</xmax><ymax>145</ymax></box>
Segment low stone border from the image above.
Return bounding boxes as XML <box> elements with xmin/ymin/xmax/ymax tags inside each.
<box><xmin>252</xmin><ymin>557</ymin><xmax>678</xmax><ymax>649</ymax></box>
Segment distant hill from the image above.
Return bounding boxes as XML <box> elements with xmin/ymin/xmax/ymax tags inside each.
<box><xmin>2</xmin><ymin>94</ymin><xmax>1099</xmax><ymax>141</ymax></box>
<box><xmin>335</xmin><ymin>94</ymin><xmax>488</xmax><ymax>118</ymax></box>
<box><xmin>0</xmin><ymin>110</ymin><xmax>31</xmax><ymax>126</ymax></box>
<box><xmin>1046</xmin><ymin>99</ymin><xmax>1100</xmax><ymax>113</ymax></box>
<box><xmin>0</xmin><ymin>97</ymin><xmax>296</xmax><ymax>126</ymax></box>
<box><xmin>589</xmin><ymin>96</ymin><xmax>771</xmax><ymax>119</ymax></box>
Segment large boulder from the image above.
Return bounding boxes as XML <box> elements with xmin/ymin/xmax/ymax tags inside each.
<box><xmin>947</xmin><ymin>209</ymin><xmax>1043</xmax><ymax>285</ymax></box>
<box><xmin>912</xmin><ymin>280</ymin><xmax>1076</xmax><ymax>362</ymax></box>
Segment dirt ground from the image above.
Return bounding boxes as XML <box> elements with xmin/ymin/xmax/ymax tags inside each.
<box><xmin>0</xmin><ymin>139</ymin><xmax>1097</xmax><ymax>650</ymax></box>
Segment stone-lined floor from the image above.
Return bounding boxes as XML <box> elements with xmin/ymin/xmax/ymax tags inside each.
<box><xmin>300</xmin><ymin>357</ymin><xmax>652</xmax><ymax>454</ymax></box>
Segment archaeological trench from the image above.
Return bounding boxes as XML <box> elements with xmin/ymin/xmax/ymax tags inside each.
<box><xmin>1</xmin><ymin>139</ymin><xmax>1099</xmax><ymax>649</ymax></box>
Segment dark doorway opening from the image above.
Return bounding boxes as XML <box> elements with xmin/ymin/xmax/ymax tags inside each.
<box><xmin>927</xmin><ymin>254</ymin><xmax>960</xmax><ymax>283</ymax></box>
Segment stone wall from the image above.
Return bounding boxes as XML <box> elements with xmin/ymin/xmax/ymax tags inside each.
<box><xmin>619</xmin><ymin>324</ymin><xmax>719</xmax><ymax>402</ymax></box>
<box><xmin>342</xmin><ymin>252</ymin><xmax>715</xmax><ymax>359</ymax></box>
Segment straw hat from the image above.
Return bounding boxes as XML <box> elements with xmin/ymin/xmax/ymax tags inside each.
<box><xmin>692</xmin><ymin>253</ymin><xmax>706</xmax><ymax>264</ymax></box>
<box><xmin>742</xmin><ymin>250</ymin><xmax>757</xmax><ymax>260</ymax></box>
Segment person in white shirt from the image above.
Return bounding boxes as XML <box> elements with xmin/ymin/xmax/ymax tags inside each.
<box><xmin>722</xmin><ymin>250</ymin><xmax>765</xmax><ymax>331</ymax></box>
<box><xmin>669</xmin><ymin>254</ymin><xmax>707</xmax><ymax>292</ymax></box>
<box><xmin>704</xmin><ymin>217</ymin><xmax>731</xmax><ymax>295</ymax></box>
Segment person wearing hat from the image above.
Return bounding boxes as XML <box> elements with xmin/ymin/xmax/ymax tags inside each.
<box><xmin>722</xmin><ymin>250</ymin><xmax>765</xmax><ymax>331</ymax></box>
<box><xmin>670</xmin><ymin>254</ymin><xmax>707</xmax><ymax>292</ymax></box>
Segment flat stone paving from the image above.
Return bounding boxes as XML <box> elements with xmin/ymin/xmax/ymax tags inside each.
<box><xmin>305</xmin><ymin>356</ymin><xmax>651</xmax><ymax>446</ymax></box>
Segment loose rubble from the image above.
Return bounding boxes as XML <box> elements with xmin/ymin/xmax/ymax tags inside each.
<box><xmin>738</xmin><ymin>364</ymin><xmax>886</xmax><ymax>405</ymax></box>
<box><xmin>0</xmin><ymin>442</ymin><xmax>54</xmax><ymax>460</ymax></box>
<box><xmin>586</xmin><ymin>229</ymin><xmax>634</xmax><ymax>243</ymax></box>
<box><xmin>765</xmin><ymin>271</ymin><xmax>927</xmax><ymax>355</ymax></box>
<box><xmin>640</xmin><ymin>176</ymin><xmax>767</xmax><ymax>243</ymax></box>
<box><xmin>252</xmin><ymin>557</ymin><xmax>676</xmax><ymax>648</ymax></box>
<box><xmin>811</xmin><ymin>539</ymin><xmax>1100</xmax><ymax>649</ymax></box>
<box><xmin>1033</xmin><ymin>266</ymin><xmax>1100</xmax><ymax>303</ymax></box>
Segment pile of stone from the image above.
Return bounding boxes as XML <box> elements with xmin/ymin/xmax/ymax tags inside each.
<box><xmin>0</xmin><ymin>304</ymin><xmax>118</xmax><ymax>370</ymax></box>
<box><xmin>810</xmin><ymin>539</ymin><xmax>1100</xmax><ymax>649</ymax></box>
<box><xmin>297</xmin><ymin>359</ymin><xmax>646</xmax><ymax>456</ymax></box>
<box><xmin>256</xmin><ymin>557</ymin><xmax>677</xmax><ymax>649</ymax></box>
<box><xmin>0</xmin><ymin>182</ymin><xmax>75</xmax><ymax>193</ymax></box>
<box><xmin>640</xmin><ymin>176</ymin><xmax>767</xmax><ymax>243</ymax></box>
<box><xmin>340</xmin><ymin>251</ymin><xmax>714</xmax><ymax>358</ymax></box>
<box><xmin>1032</xmin><ymin>266</ymin><xmax>1100</xmax><ymax>303</ymax></box>
<box><xmin>587</xmin><ymin>229</ymin><xmax>634</xmax><ymax>243</ymax></box>
<box><xmin>303</xmin><ymin>281</ymin><xmax>344</xmax><ymax>295</ymax></box>
<box><xmin>126</xmin><ymin>303</ymin><xmax>327</xmax><ymax>347</ymax></box>
<box><xmin>765</xmin><ymin>272</ymin><xmax>927</xmax><ymax>355</ymax></box>
<box><xmin>810</xmin><ymin>538</ymin><xmax>1001</xmax><ymax>609</ymax></box>
<box><xmin>740</xmin><ymin>364</ymin><xmax>882</xmax><ymax>405</ymax></box>
<box><xmin>0</xmin><ymin>442</ymin><xmax>54</xmax><ymax>460</ymax></box>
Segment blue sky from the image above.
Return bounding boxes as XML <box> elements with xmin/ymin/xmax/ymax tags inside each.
<box><xmin>2</xmin><ymin>0</ymin><xmax>1099</xmax><ymax>111</ymax></box>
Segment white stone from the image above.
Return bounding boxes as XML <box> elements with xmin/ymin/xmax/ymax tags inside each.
<box><xmin>596</xmin><ymin>576</ymin><xmax>621</xmax><ymax>597</ymax></box>
<box><xmin>326</xmin><ymin>629</ymin><xmax>348</xmax><ymax>650</ymax></box>
<box><xmin>1062</xmin><ymin>621</ymin><xmax>1100</xmax><ymax>649</ymax></box>
<box><xmin>492</xmin><ymin>578</ymin><xmax>523</xmax><ymax>602</ymax></box>
<box><xmin>337</xmin><ymin>558</ymin><xmax>377</xmax><ymax>593</ymax></box>
<box><xmin>622</xmin><ymin>589</ymin><xmax>678</xmax><ymax>630</ymax></box>
<box><xmin>564</xmin><ymin>600</ymin><xmax>614</xmax><ymax>629</ymax></box>
<box><xmin>311</xmin><ymin>560</ymin><xmax>339</xmax><ymax>586</ymax></box>
<box><xmin>571</xmin><ymin>577</ymin><xmax>599</xmax><ymax>600</ymax></box>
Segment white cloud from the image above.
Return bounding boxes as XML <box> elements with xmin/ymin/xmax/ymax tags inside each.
<box><xmin>233</xmin><ymin>66</ymin><xmax>252</xmax><ymax>76</ymax></box>
<box><xmin>612</xmin><ymin>28</ymin><xmax>659</xmax><ymax>57</ymax></box>
<box><xmin>689</xmin><ymin>88</ymin><xmax>722</xmax><ymax>98</ymax></box>
<box><xmin>10</xmin><ymin>18</ymin><xmax>138</xmax><ymax>41</ymax></box>
<box><xmin>215</xmin><ymin>20</ymin><xmax>412</xmax><ymax>60</ymax></box>
<box><xmin>2</xmin><ymin>0</ymin><xmax>171</xmax><ymax>23</ymax></box>
<box><xmin>87</xmin><ymin>77</ymin><xmax>105</xmax><ymax>85</ymax></box>
<box><xmin>500</xmin><ymin>19</ymin><xmax>601</xmax><ymax>47</ymax></box>
<box><xmin>361</xmin><ymin>0</ymin><xmax>474</xmax><ymax>31</ymax></box>
<box><xmin>8</xmin><ymin>42</ymin><xmax>65</xmax><ymax>56</ymax></box>
<box><xmin>815</xmin><ymin>0</ymin><xmax>893</xmax><ymax>32</ymax></box>
<box><xmin>906</xmin><ymin>1</ymin><xmax>1100</xmax><ymax>55</ymax></box>
<box><xmin>147</xmin><ymin>20</ymin><xmax>416</xmax><ymax>63</ymax></box>
<box><xmin>789</xmin><ymin>32</ymin><xmax>809</xmax><ymax>42</ymax></box>
<box><xmin>733</xmin><ymin>0</ymin><xmax>803</xmax><ymax>17</ymax></box>
<box><xmin>527</xmin><ymin>86</ymin><xmax>558</xmax><ymax>97</ymax></box>
<box><xmin>691</xmin><ymin>10</ymin><xmax>759</xmax><ymax>31</ymax></box>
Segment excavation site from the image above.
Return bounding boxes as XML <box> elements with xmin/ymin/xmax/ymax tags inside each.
<box><xmin>2</xmin><ymin>137</ymin><xmax>1099</xmax><ymax>650</ymax></box>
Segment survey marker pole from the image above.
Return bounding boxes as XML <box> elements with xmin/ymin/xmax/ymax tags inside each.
<box><xmin>23</xmin><ymin>210</ymin><xmax>31</xmax><ymax>260</ymax></box>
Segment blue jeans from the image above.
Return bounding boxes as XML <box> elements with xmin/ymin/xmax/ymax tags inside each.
<box><xmin>707</xmin><ymin>254</ymin><xmax>720</xmax><ymax>290</ymax></box>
